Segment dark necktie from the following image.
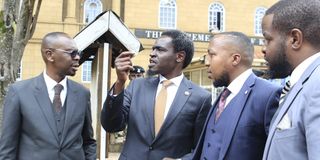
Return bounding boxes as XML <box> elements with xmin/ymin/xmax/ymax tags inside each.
<box><xmin>279</xmin><ymin>81</ymin><xmax>291</xmax><ymax>105</ymax></box>
<box><xmin>215</xmin><ymin>88</ymin><xmax>231</xmax><ymax>122</ymax></box>
<box><xmin>154</xmin><ymin>80</ymin><xmax>172</xmax><ymax>135</ymax></box>
<box><xmin>53</xmin><ymin>84</ymin><xmax>64</xmax><ymax>113</ymax></box>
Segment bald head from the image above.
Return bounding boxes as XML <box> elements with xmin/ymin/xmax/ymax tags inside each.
<box><xmin>41</xmin><ymin>32</ymin><xmax>71</xmax><ymax>50</ymax></box>
<box><xmin>41</xmin><ymin>32</ymin><xmax>75</xmax><ymax>63</ymax></box>
<box><xmin>212</xmin><ymin>32</ymin><xmax>254</xmax><ymax>67</ymax></box>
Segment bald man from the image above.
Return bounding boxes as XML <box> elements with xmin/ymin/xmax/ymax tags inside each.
<box><xmin>0</xmin><ymin>32</ymin><xmax>96</xmax><ymax>159</ymax></box>
<box><xmin>190</xmin><ymin>32</ymin><xmax>281</xmax><ymax>160</ymax></box>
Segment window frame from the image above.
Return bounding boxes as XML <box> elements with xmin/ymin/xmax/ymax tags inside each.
<box><xmin>254</xmin><ymin>7</ymin><xmax>267</xmax><ymax>36</ymax></box>
<box><xmin>159</xmin><ymin>0</ymin><xmax>177</xmax><ymax>29</ymax></box>
<box><xmin>83</xmin><ymin>0</ymin><xmax>103</xmax><ymax>24</ymax></box>
<box><xmin>82</xmin><ymin>61</ymin><xmax>92</xmax><ymax>83</ymax></box>
<box><xmin>208</xmin><ymin>2</ymin><xmax>225</xmax><ymax>32</ymax></box>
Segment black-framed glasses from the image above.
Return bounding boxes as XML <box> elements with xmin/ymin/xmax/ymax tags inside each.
<box><xmin>49</xmin><ymin>48</ymin><xmax>80</xmax><ymax>58</ymax></box>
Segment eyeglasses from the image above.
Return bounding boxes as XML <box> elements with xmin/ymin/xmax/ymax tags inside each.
<box><xmin>49</xmin><ymin>48</ymin><xmax>80</xmax><ymax>58</ymax></box>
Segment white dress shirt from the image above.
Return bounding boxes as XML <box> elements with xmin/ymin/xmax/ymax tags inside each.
<box><xmin>43</xmin><ymin>71</ymin><xmax>67</xmax><ymax>106</ymax></box>
<box><xmin>290</xmin><ymin>52</ymin><xmax>320</xmax><ymax>86</ymax></box>
<box><xmin>157</xmin><ymin>74</ymin><xmax>184</xmax><ymax>119</ymax></box>
<box><xmin>225</xmin><ymin>69</ymin><xmax>253</xmax><ymax>107</ymax></box>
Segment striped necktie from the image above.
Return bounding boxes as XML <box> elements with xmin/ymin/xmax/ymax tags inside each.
<box><xmin>279</xmin><ymin>81</ymin><xmax>291</xmax><ymax>105</ymax></box>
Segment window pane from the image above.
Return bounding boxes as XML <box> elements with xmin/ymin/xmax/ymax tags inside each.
<box><xmin>254</xmin><ymin>7</ymin><xmax>267</xmax><ymax>35</ymax></box>
<box><xmin>84</xmin><ymin>0</ymin><xmax>102</xmax><ymax>23</ymax></box>
<box><xmin>82</xmin><ymin>61</ymin><xmax>92</xmax><ymax>82</ymax></box>
<box><xmin>201</xmin><ymin>69</ymin><xmax>211</xmax><ymax>86</ymax></box>
<box><xmin>159</xmin><ymin>0</ymin><xmax>176</xmax><ymax>29</ymax></box>
<box><xmin>191</xmin><ymin>70</ymin><xmax>200</xmax><ymax>84</ymax></box>
<box><xmin>208</xmin><ymin>2</ymin><xmax>225</xmax><ymax>32</ymax></box>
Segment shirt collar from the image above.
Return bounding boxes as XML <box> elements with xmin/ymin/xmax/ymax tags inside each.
<box><xmin>290</xmin><ymin>52</ymin><xmax>320</xmax><ymax>86</ymax></box>
<box><xmin>227</xmin><ymin>69</ymin><xmax>253</xmax><ymax>95</ymax></box>
<box><xmin>43</xmin><ymin>70</ymin><xmax>67</xmax><ymax>91</ymax></box>
<box><xmin>159</xmin><ymin>73</ymin><xmax>184</xmax><ymax>87</ymax></box>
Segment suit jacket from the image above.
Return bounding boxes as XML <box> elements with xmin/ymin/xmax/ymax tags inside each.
<box><xmin>0</xmin><ymin>74</ymin><xmax>96</xmax><ymax>160</ymax></box>
<box><xmin>192</xmin><ymin>74</ymin><xmax>281</xmax><ymax>160</ymax></box>
<box><xmin>263</xmin><ymin>56</ymin><xmax>320</xmax><ymax>160</ymax></box>
<box><xmin>101</xmin><ymin>76</ymin><xmax>212</xmax><ymax>160</ymax></box>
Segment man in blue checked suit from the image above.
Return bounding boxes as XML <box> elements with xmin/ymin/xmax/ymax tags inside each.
<box><xmin>191</xmin><ymin>32</ymin><xmax>281</xmax><ymax>160</ymax></box>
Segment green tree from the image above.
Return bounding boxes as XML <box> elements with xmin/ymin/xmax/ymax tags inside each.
<box><xmin>0</xmin><ymin>0</ymin><xmax>42</xmax><ymax>134</ymax></box>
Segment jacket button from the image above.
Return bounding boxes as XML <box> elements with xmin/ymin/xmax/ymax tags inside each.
<box><xmin>149</xmin><ymin>146</ymin><xmax>153</xmax><ymax>150</ymax></box>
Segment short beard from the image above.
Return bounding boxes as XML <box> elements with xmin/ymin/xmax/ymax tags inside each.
<box><xmin>213</xmin><ymin>70</ymin><xmax>230</xmax><ymax>88</ymax></box>
<box><xmin>146</xmin><ymin>69</ymin><xmax>158</xmax><ymax>77</ymax></box>
<box><xmin>266</xmin><ymin>42</ymin><xmax>292</xmax><ymax>79</ymax></box>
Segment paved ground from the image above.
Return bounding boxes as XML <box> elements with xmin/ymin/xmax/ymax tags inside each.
<box><xmin>105</xmin><ymin>152</ymin><xmax>120</xmax><ymax>160</ymax></box>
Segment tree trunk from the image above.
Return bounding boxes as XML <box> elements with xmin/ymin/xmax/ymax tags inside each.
<box><xmin>0</xmin><ymin>0</ymin><xmax>42</xmax><ymax>135</ymax></box>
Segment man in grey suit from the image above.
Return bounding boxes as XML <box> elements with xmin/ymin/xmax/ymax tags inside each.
<box><xmin>261</xmin><ymin>0</ymin><xmax>320</xmax><ymax>159</ymax></box>
<box><xmin>0</xmin><ymin>32</ymin><xmax>96</xmax><ymax>159</ymax></box>
<box><xmin>101</xmin><ymin>29</ymin><xmax>212</xmax><ymax>160</ymax></box>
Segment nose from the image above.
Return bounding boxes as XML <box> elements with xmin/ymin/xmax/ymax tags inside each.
<box><xmin>150</xmin><ymin>49</ymin><xmax>156</xmax><ymax>58</ymax></box>
<box><xmin>73</xmin><ymin>53</ymin><xmax>80</xmax><ymax>61</ymax></box>
<box><xmin>204</xmin><ymin>55</ymin><xmax>210</xmax><ymax>66</ymax></box>
<box><xmin>261</xmin><ymin>45</ymin><xmax>266</xmax><ymax>55</ymax></box>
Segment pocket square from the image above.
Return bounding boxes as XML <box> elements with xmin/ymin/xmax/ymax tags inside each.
<box><xmin>276</xmin><ymin>114</ymin><xmax>292</xmax><ymax>130</ymax></box>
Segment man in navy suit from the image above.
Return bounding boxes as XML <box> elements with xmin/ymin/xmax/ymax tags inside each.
<box><xmin>101</xmin><ymin>29</ymin><xmax>212</xmax><ymax>160</ymax></box>
<box><xmin>191</xmin><ymin>32</ymin><xmax>281</xmax><ymax>160</ymax></box>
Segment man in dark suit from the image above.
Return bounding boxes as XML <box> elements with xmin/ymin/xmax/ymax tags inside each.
<box><xmin>0</xmin><ymin>32</ymin><xmax>96</xmax><ymax>159</ymax></box>
<box><xmin>262</xmin><ymin>0</ymin><xmax>320</xmax><ymax>159</ymax></box>
<box><xmin>191</xmin><ymin>32</ymin><xmax>281</xmax><ymax>160</ymax></box>
<box><xmin>101</xmin><ymin>29</ymin><xmax>212</xmax><ymax>160</ymax></box>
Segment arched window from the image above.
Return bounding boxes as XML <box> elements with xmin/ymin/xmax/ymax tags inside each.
<box><xmin>83</xmin><ymin>0</ymin><xmax>102</xmax><ymax>24</ymax></box>
<box><xmin>254</xmin><ymin>7</ymin><xmax>267</xmax><ymax>36</ymax></box>
<box><xmin>208</xmin><ymin>2</ymin><xmax>225</xmax><ymax>32</ymax></box>
<box><xmin>159</xmin><ymin>0</ymin><xmax>177</xmax><ymax>29</ymax></box>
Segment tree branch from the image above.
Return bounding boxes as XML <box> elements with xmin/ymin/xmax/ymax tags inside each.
<box><xmin>29</xmin><ymin>0</ymin><xmax>41</xmax><ymax>38</ymax></box>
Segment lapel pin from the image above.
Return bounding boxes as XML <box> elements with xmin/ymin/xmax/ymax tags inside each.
<box><xmin>184</xmin><ymin>91</ymin><xmax>190</xmax><ymax>96</ymax></box>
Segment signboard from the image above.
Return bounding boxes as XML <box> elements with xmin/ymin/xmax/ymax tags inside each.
<box><xmin>134</xmin><ymin>29</ymin><xmax>265</xmax><ymax>46</ymax></box>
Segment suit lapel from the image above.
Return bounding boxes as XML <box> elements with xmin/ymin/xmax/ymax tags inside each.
<box><xmin>33</xmin><ymin>74</ymin><xmax>59</xmax><ymax>142</ymax></box>
<box><xmin>60</xmin><ymin>79</ymin><xmax>78</xmax><ymax>145</ymax></box>
<box><xmin>219</xmin><ymin>74</ymin><xmax>255</xmax><ymax>159</ymax></box>
<box><xmin>264</xmin><ymin>56</ymin><xmax>320</xmax><ymax>158</ymax></box>
<box><xmin>154</xmin><ymin>77</ymin><xmax>192</xmax><ymax>140</ymax></box>
<box><xmin>143</xmin><ymin>77</ymin><xmax>159</xmax><ymax>139</ymax></box>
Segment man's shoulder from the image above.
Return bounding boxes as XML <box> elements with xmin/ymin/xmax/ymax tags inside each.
<box><xmin>182</xmin><ymin>78</ymin><xmax>211</xmax><ymax>96</ymax></box>
<box><xmin>10</xmin><ymin>75</ymin><xmax>41</xmax><ymax>90</ymax></box>
<box><xmin>67</xmin><ymin>79</ymin><xmax>89</xmax><ymax>92</ymax></box>
<box><xmin>254</xmin><ymin>77</ymin><xmax>282</xmax><ymax>91</ymax></box>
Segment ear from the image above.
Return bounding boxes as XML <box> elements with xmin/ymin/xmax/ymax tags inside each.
<box><xmin>45</xmin><ymin>49</ymin><xmax>54</xmax><ymax>62</ymax></box>
<box><xmin>176</xmin><ymin>51</ymin><xmax>186</xmax><ymax>63</ymax></box>
<box><xmin>231</xmin><ymin>53</ymin><xmax>241</xmax><ymax>66</ymax></box>
<box><xmin>289</xmin><ymin>28</ymin><xmax>303</xmax><ymax>50</ymax></box>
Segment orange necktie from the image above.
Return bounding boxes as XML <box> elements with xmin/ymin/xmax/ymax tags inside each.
<box><xmin>154</xmin><ymin>80</ymin><xmax>172</xmax><ymax>135</ymax></box>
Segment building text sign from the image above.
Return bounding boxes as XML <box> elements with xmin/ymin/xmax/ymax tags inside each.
<box><xmin>134</xmin><ymin>29</ymin><xmax>265</xmax><ymax>46</ymax></box>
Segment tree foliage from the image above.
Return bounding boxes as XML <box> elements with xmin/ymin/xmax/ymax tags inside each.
<box><xmin>0</xmin><ymin>0</ymin><xmax>42</xmax><ymax>134</ymax></box>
